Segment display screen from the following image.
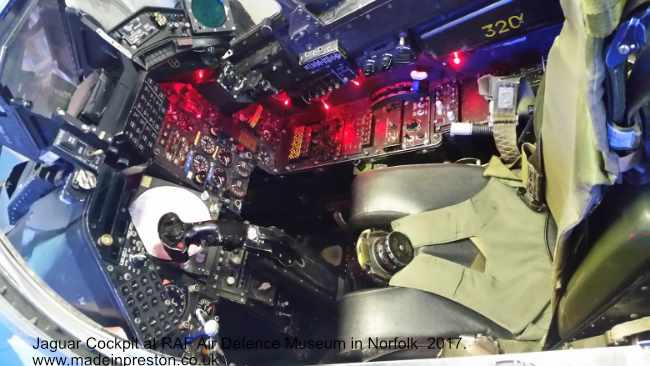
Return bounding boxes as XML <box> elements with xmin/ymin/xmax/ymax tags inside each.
<box><xmin>191</xmin><ymin>0</ymin><xmax>227</xmax><ymax>28</ymax></box>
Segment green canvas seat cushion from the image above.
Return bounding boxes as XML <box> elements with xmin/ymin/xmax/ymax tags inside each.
<box><xmin>390</xmin><ymin>179</ymin><xmax>553</xmax><ymax>340</ymax></box>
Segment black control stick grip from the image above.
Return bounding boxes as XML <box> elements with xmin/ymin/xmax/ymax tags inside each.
<box><xmin>158</xmin><ymin>213</ymin><xmax>247</xmax><ymax>262</ymax></box>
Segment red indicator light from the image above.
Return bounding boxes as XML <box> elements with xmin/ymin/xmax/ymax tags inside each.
<box><xmin>452</xmin><ymin>52</ymin><xmax>463</xmax><ymax>66</ymax></box>
<box><xmin>322</xmin><ymin>100</ymin><xmax>331</xmax><ymax>111</ymax></box>
<box><xmin>193</xmin><ymin>69</ymin><xmax>212</xmax><ymax>84</ymax></box>
<box><xmin>275</xmin><ymin>91</ymin><xmax>292</xmax><ymax>108</ymax></box>
<box><xmin>351</xmin><ymin>80</ymin><xmax>361</xmax><ymax>87</ymax></box>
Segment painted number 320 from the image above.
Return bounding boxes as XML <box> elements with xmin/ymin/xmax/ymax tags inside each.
<box><xmin>481</xmin><ymin>13</ymin><xmax>525</xmax><ymax>38</ymax></box>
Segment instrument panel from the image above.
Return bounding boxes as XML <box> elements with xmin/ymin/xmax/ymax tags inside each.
<box><xmin>123</xmin><ymin>76</ymin><xmax>466</xmax><ymax>182</ymax></box>
<box><xmin>122</xmin><ymin>77</ymin><xmax>168</xmax><ymax>161</ymax></box>
<box><xmin>107</xmin><ymin>223</ymin><xmax>184</xmax><ymax>344</ymax></box>
<box><xmin>107</xmin><ymin>8</ymin><xmax>225</xmax><ymax>69</ymax></box>
<box><xmin>153</xmin><ymin>83</ymin><xmax>255</xmax><ymax>214</ymax></box>
<box><xmin>402</xmin><ymin>96</ymin><xmax>433</xmax><ymax>149</ymax></box>
<box><xmin>272</xmin><ymin>82</ymin><xmax>460</xmax><ymax>173</ymax></box>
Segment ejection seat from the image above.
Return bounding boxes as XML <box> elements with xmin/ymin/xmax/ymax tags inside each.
<box><xmin>336</xmin><ymin>0</ymin><xmax>650</xmax><ymax>360</ymax></box>
<box><xmin>339</xmin><ymin>165</ymin><xmax>552</xmax><ymax>360</ymax></box>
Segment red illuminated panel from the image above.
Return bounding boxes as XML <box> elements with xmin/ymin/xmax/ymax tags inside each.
<box><xmin>341</xmin><ymin>113</ymin><xmax>373</xmax><ymax>156</ymax></box>
<box><xmin>341</xmin><ymin>118</ymin><xmax>360</xmax><ymax>156</ymax></box>
<box><xmin>160</xmin><ymin>83</ymin><xmax>221</xmax><ymax>131</ymax></box>
<box><xmin>157</xmin><ymin>83</ymin><xmax>225</xmax><ymax>166</ymax></box>
<box><xmin>373</xmin><ymin>101</ymin><xmax>403</xmax><ymax>148</ymax></box>
<box><xmin>460</xmin><ymin>81</ymin><xmax>488</xmax><ymax>123</ymax></box>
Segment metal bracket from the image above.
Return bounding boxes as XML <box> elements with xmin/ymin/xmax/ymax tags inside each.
<box><xmin>605</xmin><ymin>7</ymin><xmax>650</xmax><ymax>70</ymax></box>
<box><xmin>604</xmin><ymin>7</ymin><xmax>650</xmax><ymax>152</ymax></box>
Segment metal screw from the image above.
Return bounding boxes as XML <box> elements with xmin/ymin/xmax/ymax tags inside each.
<box><xmin>619</xmin><ymin>44</ymin><xmax>631</xmax><ymax>55</ymax></box>
<box><xmin>99</xmin><ymin>234</ymin><xmax>114</xmax><ymax>247</ymax></box>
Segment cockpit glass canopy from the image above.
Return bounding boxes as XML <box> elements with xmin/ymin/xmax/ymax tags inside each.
<box><xmin>0</xmin><ymin>0</ymin><xmax>79</xmax><ymax>117</ymax></box>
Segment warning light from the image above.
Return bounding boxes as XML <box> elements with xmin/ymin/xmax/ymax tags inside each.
<box><xmin>193</xmin><ymin>68</ymin><xmax>212</xmax><ymax>84</ymax></box>
<box><xmin>351</xmin><ymin>79</ymin><xmax>361</xmax><ymax>87</ymax></box>
<box><xmin>283</xmin><ymin>98</ymin><xmax>291</xmax><ymax>107</ymax></box>
<box><xmin>275</xmin><ymin>91</ymin><xmax>292</xmax><ymax>108</ymax></box>
<box><xmin>322</xmin><ymin>100</ymin><xmax>331</xmax><ymax>111</ymax></box>
<box><xmin>452</xmin><ymin>52</ymin><xmax>463</xmax><ymax>66</ymax></box>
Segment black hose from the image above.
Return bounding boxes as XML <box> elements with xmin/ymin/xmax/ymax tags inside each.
<box><xmin>471</xmin><ymin>124</ymin><xmax>493</xmax><ymax>136</ymax></box>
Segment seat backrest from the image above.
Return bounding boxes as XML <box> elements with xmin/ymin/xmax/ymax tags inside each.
<box><xmin>545</xmin><ymin>0</ymin><xmax>650</xmax><ymax>344</ymax></box>
<box><xmin>539</xmin><ymin>0</ymin><xmax>626</xmax><ymax>301</ymax></box>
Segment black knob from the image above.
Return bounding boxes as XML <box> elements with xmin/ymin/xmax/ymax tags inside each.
<box><xmin>363</xmin><ymin>58</ymin><xmax>377</xmax><ymax>76</ymax></box>
<box><xmin>158</xmin><ymin>213</ymin><xmax>186</xmax><ymax>246</ymax></box>
<box><xmin>381</xmin><ymin>53</ymin><xmax>393</xmax><ymax>70</ymax></box>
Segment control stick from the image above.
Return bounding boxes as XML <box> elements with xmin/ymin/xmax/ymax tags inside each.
<box><xmin>158</xmin><ymin>213</ymin><xmax>300</xmax><ymax>265</ymax></box>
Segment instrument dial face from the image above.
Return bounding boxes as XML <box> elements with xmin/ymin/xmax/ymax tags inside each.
<box><xmin>257</xmin><ymin>150</ymin><xmax>272</xmax><ymax>165</ymax></box>
<box><xmin>194</xmin><ymin>171</ymin><xmax>207</xmax><ymax>185</ymax></box>
<box><xmin>196</xmin><ymin>298</ymin><xmax>219</xmax><ymax>320</ymax></box>
<box><xmin>218</xmin><ymin>148</ymin><xmax>233</xmax><ymax>167</ymax></box>
<box><xmin>236</xmin><ymin>161</ymin><xmax>252</xmax><ymax>178</ymax></box>
<box><xmin>199</xmin><ymin>135</ymin><xmax>217</xmax><ymax>155</ymax></box>
<box><xmin>164</xmin><ymin>284</ymin><xmax>188</xmax><ymax>316</ymax></box>
<box><xmin>208</xmin><ymin>168</ymin><xmax>227</xmax><ymax>190</ymax></box>
<box><xmin>229</xmin><ymin>179</ymin><xmax>247</xmax><ymax>199</ymax></box>
<box><xmin>192</xmin><ymin>154</ymin><xmax>210</xmax><ymax>173</ymax></box>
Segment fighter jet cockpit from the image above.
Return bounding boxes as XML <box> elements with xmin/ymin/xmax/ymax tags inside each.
<box><xmin>0</xmin><ymin>0</ymin><xmax>648</xmax><ymax>365</ymax></box>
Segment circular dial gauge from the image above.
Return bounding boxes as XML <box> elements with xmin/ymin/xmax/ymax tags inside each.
<box><xmin>218</xmin><ymin>148</ymin><xmax>233</xmax><ymax>167</ymax></box>
<box><xmin>229</xmin><ymin>179</ymin><xmax>247</xmax><ymax>199</ymax></box>
<box><xmin>192</xmin><ymin>154</ymin><xmax>210</xmax><ymax>173</ymax></box>
<box><xmin>197</xmin><ymin>298</ymin><xmax>218</xmax><ymax>315</ymax></box>
<box><xmin>164</xmin><ymin>284</ymin><xmax>188</xmax><ymax>316</ymax></box>
<box><xmin>199</xmin><ymin>135</ymin><xmax>217</xmax><ymax>155</ymax></box>
<box><xmin>208</xmin><ymin>168</ymin><xmax>227</xmax><ymax>190</ymax></box>
<box><xmin>257</xmin><ymin>150</ymin><xmax>272</xmax><ymax>165</ymax></box>
<box><xmin>236</xmin><ymin>161</ymin><xmax>252</xmax><ymax>178</ymax></box>
<box><xmin>194</xmin><ymin>171</ymin><xmax>207</xmax><ymax>185</ymax></box>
